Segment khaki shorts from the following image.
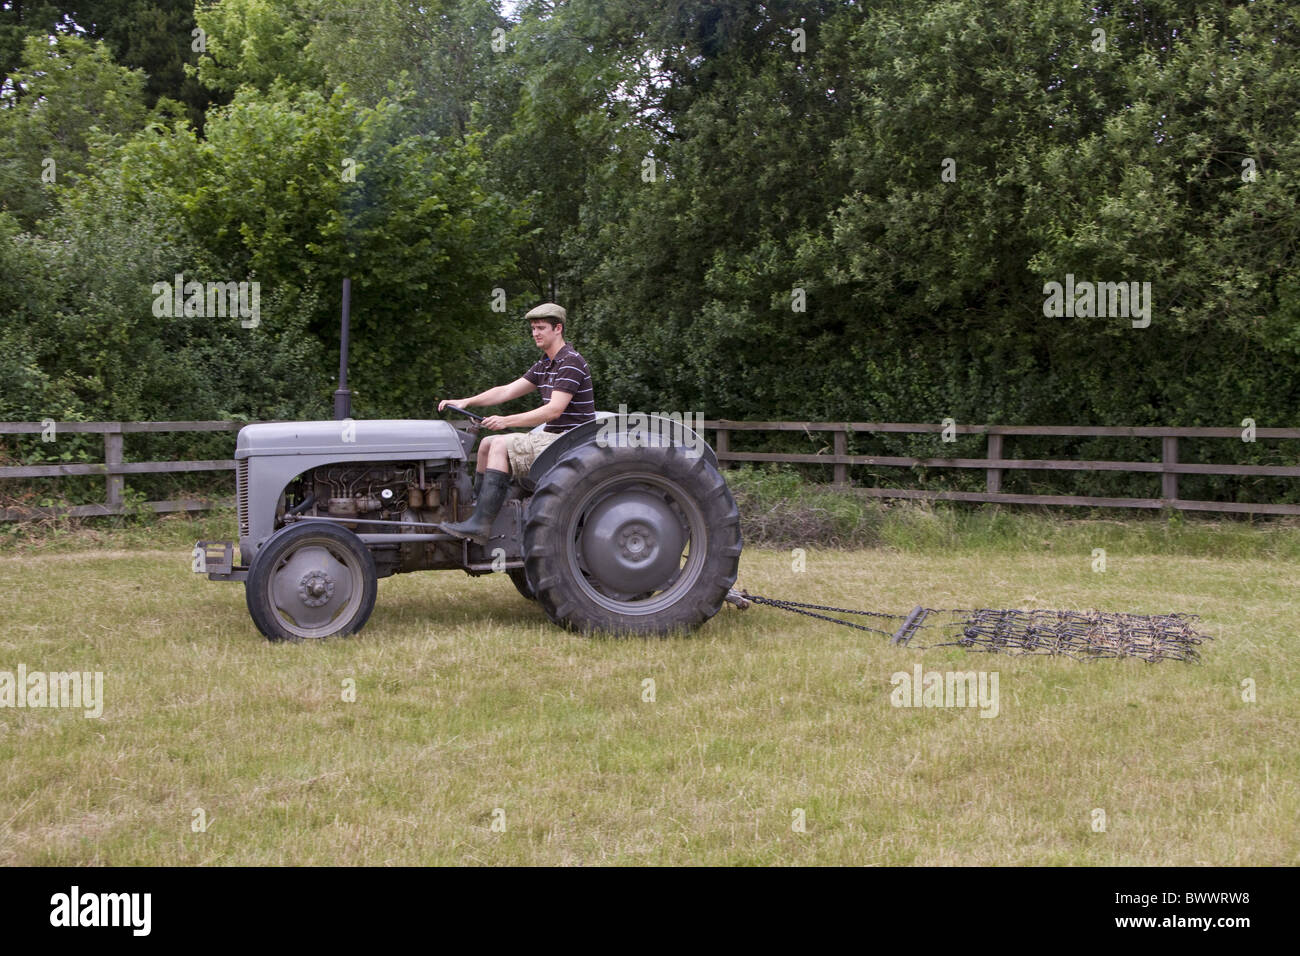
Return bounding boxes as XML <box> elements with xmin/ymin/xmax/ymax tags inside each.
<box><xmin>502</xmin><ymin>430</ymin><xmax>562</xmax><ymax>478</ymax></box>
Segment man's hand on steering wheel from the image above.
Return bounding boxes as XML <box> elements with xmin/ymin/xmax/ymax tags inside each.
<box><xmin>480</xmin><ymin>415</ymin><xmax>508</xmax><ymax>431</ymax></box>
<box><xmin>438</xmin><ymin>398</ymin><xmax>469</xmax><ymax>413</ymax></box>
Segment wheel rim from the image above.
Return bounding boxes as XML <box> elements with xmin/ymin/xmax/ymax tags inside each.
<box><xmin>267</xmin><ymin>537</ymin><xmax>366</xmax><ymax>639</ymax></box>
<box><xmin>566</xmin><ymin>474</ymin><xmax>707</xmax><ymax>616</ymax></box>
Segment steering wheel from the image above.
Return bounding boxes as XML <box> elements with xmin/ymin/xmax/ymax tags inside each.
<box><xmin>443</xmin><ymin>404</ymin><xmax>483</xmax><ymax>423</ymax></box>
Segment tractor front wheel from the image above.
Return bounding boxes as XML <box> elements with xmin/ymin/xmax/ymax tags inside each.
<box><xmin>245</xmin><ymin>522</ymin><xmax>378</xmax><ymax>641</ymax></box>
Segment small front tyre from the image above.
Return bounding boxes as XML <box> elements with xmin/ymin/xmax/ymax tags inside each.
<box><xmin>245</xmin><ymin>522</ymin><xmax>378</xmax><ymax>641</ymax></box>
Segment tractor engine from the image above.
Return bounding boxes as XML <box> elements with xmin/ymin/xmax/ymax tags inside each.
<box><xmin>309</xmin><ymin>464</ymin><xmax>441</xmax><ymax>520</ymax></box>
<box><xmin>284</xmin><ymin>462</ymin><xmax>469</xmax><ymax>577</ymax></box>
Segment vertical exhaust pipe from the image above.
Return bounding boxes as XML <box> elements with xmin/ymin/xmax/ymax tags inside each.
<box><xmin>333</xmin><ymin>277</ymin><xmax>352</xmax><ymax>420</ymax></box>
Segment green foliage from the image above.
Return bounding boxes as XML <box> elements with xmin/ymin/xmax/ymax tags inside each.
<box><xmin>0</xmin><ymin>2</ymin><xmax>217</xmax><ymax>130</ymax></box>
<box><xmin>3</xmin><ymin>78</ymin><xmax>522</xmax><ymax>426</ymax></box>
<box><xmin>0</xmin><ymin>34</ymin><xmax>155</xmax><ymax>228</ymax></box>
<box><xmin>193</xmin><ymin>0</ymin><xmax>326</xmax><ymax>95</ymax></box>
<box><xmin>2</xmin><ymin>151</ymin><xmax>329</xmax><ymax>426</ymax></box>
<box><xmin>543</xmin><ymin>0</ymin><xmax>1300</xmax><ymax>500</ymax></box>
<box><xmin>3</xmin><ymin>0</ymin><xmax>1300</xmax><ymax>510</ymax></box>
<box><xmin>194</xmin><ymin>0</ymin><xmax>511</xmax><ymax>139</ymax></box>
<box><xmin>306</xmin><ymin>0</ymin><xmax>511</xmax><ymax>137</ymax></box>
<box><xmin>122</xmin><ymin>86</ymin><xmax>522</xmax><ymax>415</ymax></box>
<box><xmin>0</xmin><ymin>1</ymin><xmax>63</xmax><ymax>81</ymax></box>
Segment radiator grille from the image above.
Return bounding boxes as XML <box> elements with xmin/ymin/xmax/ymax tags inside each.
<box><xmin>237</xmin><ymin>460</ymin><xmax>250</xmax><ymax>537</ymax></box>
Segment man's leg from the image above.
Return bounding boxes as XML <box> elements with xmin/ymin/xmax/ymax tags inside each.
<box><xmin>470</xmin><ymin>436</ymin><xmax>492</xmax><ymax>496</ymax></box>
<box><xmin>441</xmin><ymin>434</ymin><xmax>515</xmax><ymax>545</ymax></box>
<box><xmin>474</xmin><ymin>435</ymin><xmax>500</xmax><ymax>477</ymax></box>
<box><xmin>442</xmin><ymin>433</ymin><xmax>559</xmax><ymax>545</ymax></box>
<box><xmin>469</xmin><ymin>435</ymin><xmax>511</xmax><ymax>493</ymax></box>
<box><xmin>484</xmin><ymin>436</ymin><xmax>510</xmax><ymax>474</ymax></box>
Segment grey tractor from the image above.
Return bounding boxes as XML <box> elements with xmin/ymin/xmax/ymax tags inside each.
<box><xmin>194</xmin><ymin>408</ymin><xmax>742</xmax><ymax>640</ymax></box>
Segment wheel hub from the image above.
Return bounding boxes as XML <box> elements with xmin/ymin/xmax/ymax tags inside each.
<box><xmin>617</xmin><ymin>524</ymin><xmax>656</xmax><ymax>562</ymax></box>
<box><xmin>271</xmin><ymin>546</ymin><xmax>354</xmax><ymax>630</ymax></box>
<box><xmin>580</xmin><ymin>490</ymin><xmax>685</xmax><ymax>595</ymax></box>
<box><xmin>298</xmin><ymin>571</ymin><xmax>335</xmax><ymax>607</ymax></box>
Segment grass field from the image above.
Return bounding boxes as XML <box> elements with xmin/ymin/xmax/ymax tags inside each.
<box><xmin>0</xmin><ymin>507</ymin><xmax>1296</xmax><ymax>865</ymax></box>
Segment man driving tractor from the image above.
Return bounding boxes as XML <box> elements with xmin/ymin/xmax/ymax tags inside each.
<box><xmin>436</xmin><ymin>302</ymin><xmax>595</xmax><ymax>544</ymax></box>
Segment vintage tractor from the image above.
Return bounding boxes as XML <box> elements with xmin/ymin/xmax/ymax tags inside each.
<box><xmin>193</xmin><ymin>408</ymin><xmax>743</xmax><ymax>640</ymax></box>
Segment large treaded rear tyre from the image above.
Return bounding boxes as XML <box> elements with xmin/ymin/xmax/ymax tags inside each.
<box><xmin>523</xmin><ymin>442</ymin><xmax>741</xmax><ymax>635</ymax></box>
<box><xmin>245</xmin><ymin>522</ymin><xmax>378</xmax><ymax>641</ymax></box>
<box><xmin>507</xmin><ymin>567</ymin><xmax>536</xmax><ymax>601</ymax></box>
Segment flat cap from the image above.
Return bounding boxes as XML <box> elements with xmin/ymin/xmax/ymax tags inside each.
<box><xmin>524</xmin><ymin>302</ymin><xmax>567</xmax><ymax>322</ymax></box>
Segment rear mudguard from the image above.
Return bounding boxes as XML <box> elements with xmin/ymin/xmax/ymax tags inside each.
<box><xmin>523</xmin><ymin>414</ymin><xmax>717</xmax><ymax>492</ymax></box>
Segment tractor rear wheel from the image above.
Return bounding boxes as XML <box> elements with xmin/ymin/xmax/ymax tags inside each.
<box><xmin>523</xmin><ymin>442</ymin><xmax>741</xmax><ymax>635</ymax></box>
<box><xmin>507</xmin><ymin>567</ymin><xmax>536</xmax><ymax>601</ymax></box>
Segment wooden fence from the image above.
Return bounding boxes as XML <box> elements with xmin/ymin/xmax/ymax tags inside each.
<box><xmin>707</xmin><ymin>421</ymin><xmax>1300</xmax><ymax>516</ymax></box>
<box><xmin>0</xmin><ymin>421</ymin><xmax>242</xmax><ymax>520</ymax></box>
<box><xmin>2</xmin><ymin>420</ymin><xmax>1299</xmax><ymax>519</ymax></box>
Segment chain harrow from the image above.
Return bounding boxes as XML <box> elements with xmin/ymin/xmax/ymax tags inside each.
<box><xmin>736</xmin><ymin>590</ymin><xmax>1212</xmax><ymax>663</ymax></box>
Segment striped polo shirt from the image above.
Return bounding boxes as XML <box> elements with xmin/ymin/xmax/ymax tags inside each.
<box><xmin>524</xmin><ymin>343</ymin><xmax>596</xmax><ymax>433</ymax></box>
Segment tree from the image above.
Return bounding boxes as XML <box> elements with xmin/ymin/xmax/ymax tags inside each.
<box><xmin>0</xmin><ymin>33</ymin><xmax>153</xmax><ymax>228</ymax></box>
<box><xmin>62</xmin><ymin>85</ymin><xmax>523</xmax><ymax>416</ymax></box>
<box><xmin>192</xmin><ymin>0</ymin><xmax>326</xmax><ymax>96</ymax></box>
<box><xmin>1</xmin><ymin>2</ymin><xmax>218</xmax><ymax>129</ymax></box>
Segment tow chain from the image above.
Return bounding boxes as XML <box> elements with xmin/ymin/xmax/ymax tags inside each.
<box><xmin>732</xmin><ymin>589</ymin><xmax>910</xmax><ymax>639</ymax></box>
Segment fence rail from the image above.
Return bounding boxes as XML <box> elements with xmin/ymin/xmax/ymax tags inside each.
<box><xmin>0</xmin><ymin>421</ymin><xmax>243</xmax><ymax>520</ymax></box>
<box><xmin>704</xmin><ymin>420</ymin><xmax>1300</xmax><ymax>516</ymax></box>
<box><xmin>2</xmin><ymin>420</ymin><xmax>1298</xmax><ymax>520</ymax></box>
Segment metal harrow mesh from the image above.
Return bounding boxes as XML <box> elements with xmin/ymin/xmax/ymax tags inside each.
<box><xmin>929</xmin><ymin>608</ymin><xmax>1209</xmax><ymax>663</ymax></box>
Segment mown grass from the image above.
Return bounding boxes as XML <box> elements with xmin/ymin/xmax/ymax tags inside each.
<box><xmin>0</xmin><ymin>500</ymin><xmax>1296</xmax><ymax>865</ymax></box>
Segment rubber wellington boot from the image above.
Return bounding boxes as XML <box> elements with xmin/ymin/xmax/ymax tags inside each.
<box><xmin>440</xmin><ymin>468</ymin><xmax>510</xmax><ymax>545</ymax></box>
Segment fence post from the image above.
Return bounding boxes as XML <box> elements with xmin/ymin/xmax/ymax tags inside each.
<box><xmin>714</xmin><ymin>427</ymin><xmax>729</xmax><ymax>469</ymax></box>
<box><xmin>104</xmin><ymin>422</ymin><xmax>124</xmax><ymax>512</ymax></box>
<box><xmin>1162</xmin><ymin>436</ymin><xmax>1179</xmax><ymax>502</ymax></box>
<box><xmin>833</xmin><ymin>427</ymin><xmax>848</xmax><ymax>487</ymax></box>
<box><xmin>986</xmin><ymin>433</ymin><xmax>1003</xmax><ymax>494</ymax></box>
